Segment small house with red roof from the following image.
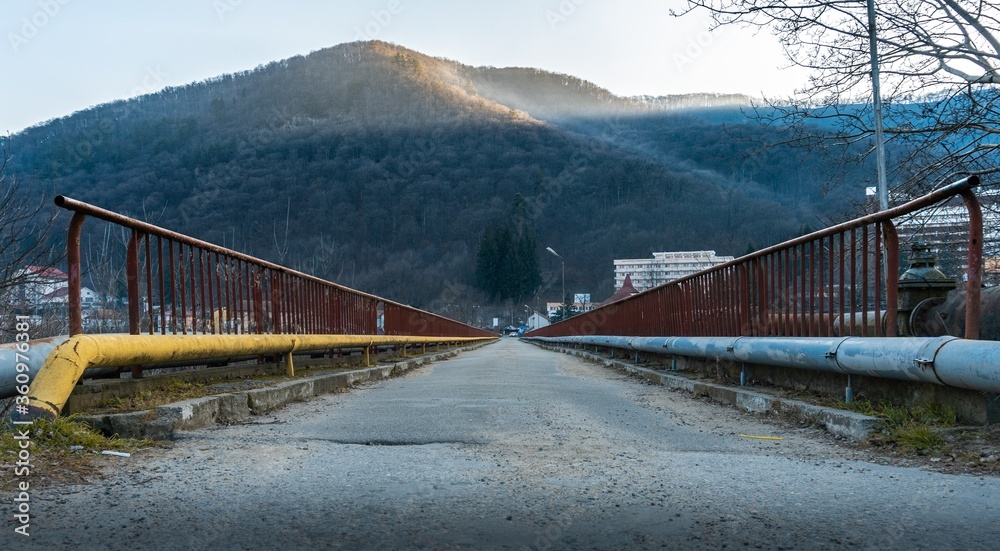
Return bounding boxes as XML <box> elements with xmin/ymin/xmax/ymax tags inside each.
<box><xmin>14</xmin><ymin>265</ymin><xmax>69</xmax><ymax>304</ymax></box>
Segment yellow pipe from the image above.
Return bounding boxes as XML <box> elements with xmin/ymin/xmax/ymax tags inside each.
<box><xmin>27</xmin><ymin>334</ymin><xmax>495</xmax><ymax>419</ymax></box>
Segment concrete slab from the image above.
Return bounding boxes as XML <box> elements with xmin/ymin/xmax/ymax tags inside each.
<box><xmin>76</xmin><ymin>342</ymin><xmax>492</xmax><ymax>439</ymax></box>
<box><xmin>246</xmin><ymin>379</ymin><xmax>315</xmax><ymax>414</ymax></box>
<box><xmin>311</xmin><ymin>371</ymin><xmax>354</xmax><ymax>395</ymax></box>
<box><xmin>215</xmin><ymin>392</ymin><xmax>252</xmax><ymax>422</ymax></box>
<box><xmin>533</xmin><ymin>343</ymin><xmax>882</xmax><ymax>441</ymax></box>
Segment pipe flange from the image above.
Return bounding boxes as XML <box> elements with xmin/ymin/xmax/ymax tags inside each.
<box><xmin>909</xmin><ymin>297</ymin><xmax>948</xmax><ymax>337</ymax></box>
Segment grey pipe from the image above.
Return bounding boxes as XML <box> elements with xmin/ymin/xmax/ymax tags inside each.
<box><xmin>730</xmin><ymin>337</ymin><xmax>844</xmax><ymax>373</ymax></box>
<box><xmin>628</xmin><ymin>337</ymin><xmax>674</xmax><ymax>354</ymax></box>
<box><xmin>1</xmin><ymin>336</ymin><xmax>138</xmax><ymax>399</ymax></box>
<box><xmin>665</xmin><ymin>337</ymin><xmax>742</xmax><ymax>360</ymax></box>
<box><xmin>523</xmin><ymin>335</ymin><xmax>1000</xmax><ymax>393</ymax></box>
<box><xmin>1</xmin><ymin>336</ymin><xmax>69</xmax><ymax>399</ymax></box>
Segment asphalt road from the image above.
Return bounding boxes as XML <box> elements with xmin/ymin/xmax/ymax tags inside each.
<box><xmin>11</xmin><ymin>338</ymin><xmax>1000</xmax><ymax>550</ymax></box>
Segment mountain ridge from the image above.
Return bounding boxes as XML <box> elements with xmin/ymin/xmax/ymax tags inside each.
<box><xmin>4</xmin><ymin>41</ymin><xmax>841</xmax><ymax>321</ymax></box>
<box><xmin>12</xmin><ymin>41</ymin><xmax>754</xmax><ymax>137</ymax></box>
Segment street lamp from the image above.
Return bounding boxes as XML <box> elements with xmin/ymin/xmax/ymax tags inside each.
<box><xmin>545</xmin><ymin>247</ymin><xmax>565</xmax><ymax>317</ymax></box>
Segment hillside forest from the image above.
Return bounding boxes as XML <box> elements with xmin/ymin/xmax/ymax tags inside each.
<box><xmin>3</xmin><ymin>41</ymin><xmax>876</xmax><ymax>326</ymax></box>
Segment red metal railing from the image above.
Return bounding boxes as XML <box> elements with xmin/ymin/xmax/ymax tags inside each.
<box><xmin>58</xmin><ymin>196</ymin><xmax>493</xmax><ymax>340</ymax></box>
<box><xmin>528</xmin><ymin>176</ymin><xmax>984</xmax><ymax>340</ymax></box>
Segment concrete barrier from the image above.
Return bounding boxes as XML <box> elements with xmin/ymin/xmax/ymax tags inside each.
<box><xmin>78</xmin><ymin>344</ymin><xmax>485</xmax><ymax>439</ymax></box>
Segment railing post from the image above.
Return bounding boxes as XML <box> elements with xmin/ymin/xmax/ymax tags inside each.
<box><xmin>270</xmin><ymin>271</ymin><xmax>281</xmax><ymax>334</ymax></box>
<box><xmin>126</xmin><ymin>229</ymin><xmax>141</xmax><ymax>336</ymax></box>
<box><xmin>125</xmin><ymin>229</ymin><xmax>143</xmax><ymax>378</ymax></box>
<box><xmin>66</xmin><ymin>212</ymin><xmax>86</xmax><ymax>336</ymax></box>
<box><xmin>145</xmin><ymin>234</ymin><xmax>155</xmax><ymax>334</ymax></box>
<box><xmin>755</xmin><ymin>257</ymin><xmax>768</xmax><ymax>336</ymax></box>
<box><xmin>740</xmin><ymin>262</ymin><xmax>751</xmax><ymax>336</ymax></box>
<box><xmin>961</xmin><ymin>189</ymin><xmax>984</xmax><ymax>340</ymax></box>
<box><xmin>882</xmin><ymin>221</ymin><xmax>899</xmax><ymax>337</ymax></box>
<box><xmin>253</xmin><ymin>267</ymin><xmax>263</xmax><ymax>334</ymax></box>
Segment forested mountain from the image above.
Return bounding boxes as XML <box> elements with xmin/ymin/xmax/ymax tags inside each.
<box><xmin>3</xmin><ymin>41</ymin><xmax>862</xmax><ymax>319</ymax></box>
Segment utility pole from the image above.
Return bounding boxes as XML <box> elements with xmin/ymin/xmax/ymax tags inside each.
<box><xmin>867</xmin><ymin>0</ymin><xmax>889</xmax><ymax>211</ymax></box>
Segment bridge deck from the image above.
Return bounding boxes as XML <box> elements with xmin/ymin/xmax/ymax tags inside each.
<box><xmin>20</xmin><ymin>339</ymin><xmax>1000</xmax><ymax>550</ymax></box>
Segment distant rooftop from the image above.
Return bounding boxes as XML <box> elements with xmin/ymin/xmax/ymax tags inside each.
<box><xmin>25</xmin><ymin>265</ymin><xmax>68</xmax><ymax>280</ymax></box>
<box><xmin>598</xmin><ymin>274</ymin><xmax>639</xmax><ymax>307</ymax></box>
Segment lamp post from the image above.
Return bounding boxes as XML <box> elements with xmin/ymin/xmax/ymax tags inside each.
<box><xmin>545</xmin><ymin>247</ymin><xmax>565</xmax><ymax>318</ymax></box>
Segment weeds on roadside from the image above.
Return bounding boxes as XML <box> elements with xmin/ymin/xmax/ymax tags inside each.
<box><xmin>0</xmin><ymin>416</ymin><xmax>152</xmax><ymax>489</ymax></box>
<box><xmin>94</xmin><ymin>379</ymin><xmax>213</xmax><ymax>413</ymax></box>
<box><xmin>842</xmin><ymin>400</ymin><xmax>956</xmax><ymax>455</ymax></box>
<box><xmin>1</xmin><ymin>415</ymin><xmax>149</xmax><ymax>456</ymax></box>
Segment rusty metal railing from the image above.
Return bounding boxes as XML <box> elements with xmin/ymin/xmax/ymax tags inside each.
<box><xmin>58</xmin><ymin>196</ymin><xmax>493</xmax><ymax>341</ymax></box>
<box><xmin>527</xmin><ymin>176</ymin><xmax>984</xmax><ymax>340</ymax></box>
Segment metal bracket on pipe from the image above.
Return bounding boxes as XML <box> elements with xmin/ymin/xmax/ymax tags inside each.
<box><xmin>825</xmin><ymin>338</ymin><xmax>851</xmax><ymax>373</ymax></box>
<box><xmin>914</xmin><ymin>336</ymin><xmax>960</xmax><ymax>386</ymax></box>
<box><xmin>824</xmin><ymin>340</ymin><xmax>843</xmax><ymax>366</ymax></box>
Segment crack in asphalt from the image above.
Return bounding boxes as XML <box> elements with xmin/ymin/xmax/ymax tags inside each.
<box><xmin>296</xmin><ymin>437</ymin><xmax>484</xmax><ymax>446</ymax></box>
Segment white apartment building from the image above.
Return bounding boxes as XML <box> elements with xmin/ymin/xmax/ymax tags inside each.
<box><xmin>613</xmin><ymin>251</ymin><xmax>735</xmax><ymax>292</ymax></box>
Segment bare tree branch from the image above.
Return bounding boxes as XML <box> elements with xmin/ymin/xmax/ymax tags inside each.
<box><xmin>0</xmin><ymin>139</ymin><xmax>60</xmax><ymax>341</ymax></box>
<box><xmin>678</xmin><ymin>0</ymin><xmax>1000</xmax><ymax>195</ymax></box>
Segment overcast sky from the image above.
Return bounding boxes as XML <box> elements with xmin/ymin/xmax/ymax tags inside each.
<box><xmin>1</xmin><ymin>0</ymin><xmax>810</xmax><ymax>134</ymax></box>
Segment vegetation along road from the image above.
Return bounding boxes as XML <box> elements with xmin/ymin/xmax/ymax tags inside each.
<box><xmin>13</xmin><ymin>338</ymin><xmax>1000</xmax><ymax>549</ymax></box>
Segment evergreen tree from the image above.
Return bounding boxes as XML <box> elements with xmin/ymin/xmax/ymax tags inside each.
<box><xmin>475</xmin><ymin>227</ymin><xmax>503</xmax><ymax>300</ymax></box>
<box><xmin>474</xmin><ymin>196</ymin><xmax>542</xmax><ymax>303</ymax></box>
<box><xmin>515</xmin><ymin>227</ymin><xmax>542</xmax><ymax>300</ymax></box>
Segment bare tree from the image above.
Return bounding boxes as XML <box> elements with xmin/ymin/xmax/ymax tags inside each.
<box><xmin>81</xmin><ymin>224</ymin><xmax>131</xmax><ymax>334</ymax></box>
<box><xmin>676</xmin><ymin>0</ymin><xmax>1000</xmax><ymax>193</ymax></box>
<box><xmin>0</xmin><ymin>142</ymin><xmax>58</xmax><ymax>341</ymax></box>
<box><xmin>273</xmin><ymin>197</ymin><xmax>291</xmax><ymax>264</ymax></box>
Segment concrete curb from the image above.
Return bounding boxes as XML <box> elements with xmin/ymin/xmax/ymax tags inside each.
<box><xmin>533</xmin><ymin>343</ymin><xmax>881</xmax><ymax>441</ymax></box>
<box><xmin>79</xmin><ymin>343</ymin><xmax>490</xmax><ymax>440</ymax></box>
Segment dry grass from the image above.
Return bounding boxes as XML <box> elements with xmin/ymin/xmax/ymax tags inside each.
<box><xmin>0</xmin><ymin>416</ymin><xmax>153</xmax><ymax>490</ymax></box>
<box><xmin>92</xmin><ymin>379</ymin><xmax>219</xmax><ymax>414</ymax></box>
